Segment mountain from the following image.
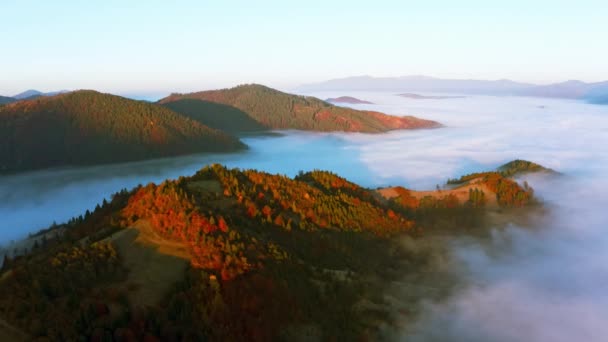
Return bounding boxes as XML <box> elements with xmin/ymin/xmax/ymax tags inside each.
<box><xmin>13</xmin><ymin>89</ymin><xmax>43</xmax><ymax>99</ymax></box>
<box><xmin>325</xmin><ymin>96</ymin><xmax>373</xmax><ymax>104</ymax></box>
<box><xmin>0</xmin><ymin>91</ymin><xmax>245</xmax><ymax>172</ymax></box>
<box><xmin>520</xmin><ymin>80</ymin><xmax>608</xmax><ymax>102</ymax></box>
<box><xmin>298</xmin><ymin>76</ymin><xmax>608</xmax><ymax>103</ymax></box>
<box><xmin>0</xmin><ymin>163</ymin><xmax>538</xmax><ymax>340</ymax></box>
<box><xmin>297</xmin><ymin>75</ymin><xmax>534</xmax><ymax>94</ymax></box>
<box><xmin>159</xmin><ymin>84</ymin><xmax>440</xmax><ymax>133</ymax></box>
<box><xmin>0</xmin><ymin>96</ymin><xmax>16</xmax><ymax>105</ymax></box>
<box><xmin>13</xmin><ymin>89</ymin><xmax>69</xmax><ymax>100</ymax></box>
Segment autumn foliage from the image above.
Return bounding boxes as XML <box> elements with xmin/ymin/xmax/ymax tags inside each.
<box><xmin>122</xmin><ymin>181</ymin><xmax>249</xmax><ymax>280</ymax></box>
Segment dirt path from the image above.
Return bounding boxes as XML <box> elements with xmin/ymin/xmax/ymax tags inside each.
<box><xmin>377</xmin><ymin>177</ymin><xmax>498</xmax><ymax>207</ymax></box>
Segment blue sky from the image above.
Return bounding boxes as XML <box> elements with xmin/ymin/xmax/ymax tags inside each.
<box><xmin>1</xmin><ymin>0</ymin><xmax>607</xmax><ymax>96</ymax></box>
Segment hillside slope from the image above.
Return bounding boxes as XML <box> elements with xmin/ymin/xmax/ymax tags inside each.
<box><xmin>0</xmin><ymin>166</ymin><xmax>414</xmax><ymax>340</ymax></box>
<box><xmin>162</xmin><ymin>99</ymin><xmax>267</xmax><ymax>133</ymax></box>
<box><xmin>0</xmin><ymin>96</ymin><xmax>16</xmax><ymax>105</ymax></box>
<box><xmin>0</xmin><ymin>164</ymin><xmax>539</xmax><ymax>340</ymax></box>
<box><xmin>0</xmin><ymin>91</ymin><xmax>245</xmax><ymax>172</ymax></box>
<box><xmin>159</xmin><ymin>84</ymin><xmax>440</xmax><ymax>133</ymax></box>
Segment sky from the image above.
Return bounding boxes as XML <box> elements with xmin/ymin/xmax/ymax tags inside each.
<box><xmin>1</xmin><ymin>0</ymin><xmax>607</xmax><ymax>96</ymax></box>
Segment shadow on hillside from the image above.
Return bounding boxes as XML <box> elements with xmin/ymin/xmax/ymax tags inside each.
<box><xmin>163</xmin><ymin>99</ymin><xmax>267</xmax><ymax>133</ymax></box>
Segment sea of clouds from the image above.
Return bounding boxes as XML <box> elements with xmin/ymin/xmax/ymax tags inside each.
<box><xmin>1</xmin><ymin>90</ymin><xmax>607</xmax><ymax>341</ymax></box>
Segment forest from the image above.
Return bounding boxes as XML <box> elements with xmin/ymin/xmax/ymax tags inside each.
<box><xmin>158</xmin><ymin>84</ymin><xmax>440</xmax><ymax>133</ymax></box>
<box><xmin>0</xmin><ymin>162</ymin><xmax>542</xmax><ymax>341</ymax></box>
<box><xmin>0</xmin><ymin>91</ymin><xmax>245</xmax><ymax>172</ymax></box>
<box><xmin>0</xmin><ymin>95</ymin><xmax>16</xmax><ymax>105</ymax></box>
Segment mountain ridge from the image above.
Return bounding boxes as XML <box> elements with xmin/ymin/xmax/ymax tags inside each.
<box><xmin>12</xmin><ymin>89</ymin><xmax>70</xmax><ymax>100</ymax></box>
<box><xmin>0</xmin><ymin>90</ymin><xmax>245</xmax><ymax>172</ymax></box>
<box><xmin>159</xmin><ymin>84</ymin><xmax>440</xmax><ymax>133</ymax></box>
<box><xmin>0</xmin><ymin>161</ymin><xmax>541</xmax><ymax>340</ymax></box>
<box><xmin>297</xmin><ymin>76</ymin><xmax>608</xmax><ymax>102</ymax></box>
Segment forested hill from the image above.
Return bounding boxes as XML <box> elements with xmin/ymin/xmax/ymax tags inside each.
<box><xmin>0</xmin><ymin>91</ymin><xmax>246</xmax><ymax>172</ymax></box>
<box><xmin>158</xmin><ymin>84</ymin><xmax>440</xmax><ymax>133</ymax></box>
<box><xmin>162</xmin><ymin>99</ymin><xmax>267</xmax><ymax>133</ymax></box>
<box><xmin>0</xmin><ymin>164</ymin><xmax>539</xmax><ymax>340</ymax></box>
<box><xmin>0</xmin><ymin>96</ymin><xmax>16</xmax><ymax>105</ymax></box>
<box><xmin>497</xmin><ymin>159</ymin><xmax>558</xmax><ymax>177</ymax></box>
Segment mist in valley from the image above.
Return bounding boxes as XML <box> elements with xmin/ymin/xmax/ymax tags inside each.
<box><xmin>1</xmin><ymin>92</ymin><xmax>607</xmax><ymax>341</ymax></box>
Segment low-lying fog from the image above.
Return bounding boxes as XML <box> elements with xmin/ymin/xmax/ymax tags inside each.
<box><xmin>1</xmin><ymin>91</ymin><xmax>607</xmax><ymax>341</ymax></box>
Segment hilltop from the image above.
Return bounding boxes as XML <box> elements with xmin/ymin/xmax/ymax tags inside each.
<box><xmin>0</xmin><ymin>91</ymin><xmax>245</xmax><ymax>172</ymax></box>
<box><xmin>497</xmin><ymin>159</ymin><xmax>557</xmax><ymax>177</ymax></box>
<box><xmin>159</xmin><ymin>84</ymin><xmax>440</xmax><ymax>133</ymax></box>
<box><xmin>0</xmin><ymin>163</ymin><xmax>539</xmax><ymax>340</ymax></box>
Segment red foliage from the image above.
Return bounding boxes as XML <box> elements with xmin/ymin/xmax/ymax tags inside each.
<box><xmin>122</xmin><ymin>181</ymin><xmax>249</xmax><ymax>280</ymax></box>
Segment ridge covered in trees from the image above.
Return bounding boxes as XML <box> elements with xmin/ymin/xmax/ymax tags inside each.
<box><xmin>377</xmin><ymin>160</ymin><xmax>547</xmax><ymax>230</ymax></box>
<box><xmin>0</xmin><ymin>95</ymin><xmax>16</xmax><ymax>105</ymax></box>
<box><xmin>0</xmin><ymin>163</ymin><xmax>541</xmax><ymax>340</ymax></box>
<box><xmin>158</xmin><ymin>84</ymin><xmax>440</xmax><ymax>133</ymax></box>
<box><xmin>0</xmin><ymin>91</ymin><xmax>246</xmax><ymax>172</ymax></box>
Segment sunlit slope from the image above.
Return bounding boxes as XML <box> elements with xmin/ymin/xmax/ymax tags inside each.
<box><xmin>0</xmin><ymin>165</ymin><xmax>416</xmax><ymax>340</ymax></box>
<box><xmin>159</xmin><ymin>84</ymin><xmax>440</xmax><ymax>133</ymax></box>
<box><xmin>0</xmin><ymin>164</ymin><xmax>540</xmax><ymax>340</ymax></box>
<box><xmin>378</xmin><ymin>159</ymin><xmax>548</xmax><ymax>211</ymax></box>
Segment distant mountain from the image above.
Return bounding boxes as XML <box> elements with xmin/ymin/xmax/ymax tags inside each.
<box><xmin>325</xmin><ymin>96</ymin><xmax>374</xmax><ymax>104</ymax></box>
<box><xmin>159</xmin><ymin>84</ymin><xmax>439</xmax><ymax>133</ymax></box>
<box><xmin>0</xmin><ymin>96</ymin><xmax>16</xmax><ymax>105</ymax></box>
<box><xmin>0</xmin><ymin>91</ymin><xmax>245</xmax><ymax>172</ymax></box>
<box><xmin>297</xmin><ymin>75</ymin><xmax>534</xmax><ymax>94</ymax></box>
<box><xmin>298</xmin><ymin>76</ymin><xmax>608</xmax><ymax>103</ymax></box>
<box><xmin>13</xmin><ymin>89</ymin><xmax>69</xmax><ymax>100</ymax></box>
<box><xmin>521</xmin><ymin>80</ymin><xmax>608</xmax><ymax>102</ymax></box>
<box><xmin>13</xmin><ymin>89</ymin><xmax>43</xmax><ymax>99</ymax></box>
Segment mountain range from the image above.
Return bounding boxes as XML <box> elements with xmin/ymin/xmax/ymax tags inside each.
<box><xmin>296</xmin><ymin>75</ymin><xmax>608</xmax><ymax>102</ymax></box>
<box><xmin>13</xmin><ymin>89</ymin><xmax>69</xmax><ymax>100</ymax></box>
<box><xmin>0</xmin><ymin>90</ymin><xmax>71</xmax><ymax>105</ymax></box>
<box><xmin>0</xmin><ymin>84</ymin><xmax>438</xmax><ymax>173</ymax></box>
<box><xmin>0</xmin><ymin>161</ymin><xmax>540</xmax><ymax>340</ymax></box>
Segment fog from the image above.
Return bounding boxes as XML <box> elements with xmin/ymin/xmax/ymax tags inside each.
<box><xmin>1</xmin><ymin>91</ymin><xmax>607</xmax><ymax>340</ymax></box>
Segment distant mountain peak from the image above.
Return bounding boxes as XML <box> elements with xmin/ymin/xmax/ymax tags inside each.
<box><xmin>13</xmin><ymin>89</ymin><xmax>43</xmax><ymax>99</ymax></box>
<box><xmin>12</xmin><ymin>89</ymin><xmax>70</xmax><ymax>100</ymax></box>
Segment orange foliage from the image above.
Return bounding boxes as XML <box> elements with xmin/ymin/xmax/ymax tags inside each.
<box><xmin>122</xmin><ymin>181</ymin><xmax>249</xmax><ymax>280</ymax></box>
